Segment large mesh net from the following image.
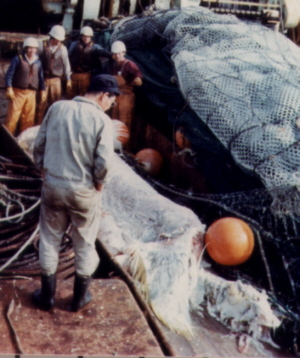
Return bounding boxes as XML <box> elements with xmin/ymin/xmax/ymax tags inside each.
<box><xmin>112</xmin><ymin>7</ymin><xmax>300</xmax><ymax>190</ymax></box>
<box><xmin>110</xmin><ymin>7</ymin><xmax>300</xmax><ymax>353</ymax></box>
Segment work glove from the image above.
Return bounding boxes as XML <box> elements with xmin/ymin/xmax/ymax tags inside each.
<box><xmin>66</xmin><ymin>80</ymin><xmax>72</xmax><ymax>93</ymax></box>
<box><xmin>6</xmin><ymin>87</ymin><xmax>15</xmax><ymax>100</ymax></box>
<box><xmin>40</xmin><ymin>91</ymin><xmax>47</xmax><ymax>103</ymax></box>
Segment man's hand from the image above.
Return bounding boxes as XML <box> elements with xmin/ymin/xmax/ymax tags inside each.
<box><xmin>40</xmin><ymin>91</ymin><xmax>47</xmax><ymax>103</ymax></box>
<box><xmin>95</xmin><ymin>182</ymin><xmax>103</xmax><ymax>192</ymax></box>
<box><xmin>133</xmin><ymin>77</ymin><xmax>142</xmax><ymax>86</ymax></box>
<box><xmin>66</xmin><ymin>80</ymin><xmax>72</xmax><ymax>93</ymax></box>
<box><xmin>6</xmin><ymin>87</ymin><xmax>15</xmax><ymax>100</ymax></box>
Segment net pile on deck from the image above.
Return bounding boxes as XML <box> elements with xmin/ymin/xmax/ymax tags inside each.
<box><xmin>110</xmin><ymin>8</ymin><xmax>300</xmax><ymax>353</ymax></box>
<box><xmin>0</xmin><ymin>156</ymin><xmax>75</xmax><ymax>278</ymax></box>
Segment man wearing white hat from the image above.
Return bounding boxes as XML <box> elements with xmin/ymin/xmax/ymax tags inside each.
<box><xmin>68</xmin><ymin>26</ymin><xmax>111</xmax><ymax>97</ymax></box>
<box><xmin>5</xmin><ymin>37</ymin><xmax>46</xmax><ymax>135</ymax></box>
<box><xmin>36</xmin><ymin>25</ymin><xmax>72</xmax><ymax>124</ymax></box>
<box><xmin>105</xmin><ymin>40</ymin><xmax>142</xmax><ymax>145</ymax></box>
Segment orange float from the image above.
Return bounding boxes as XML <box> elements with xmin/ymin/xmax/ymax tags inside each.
<box><xmin>112</xmin><ymin>119</ymin><xmax>130</xmax><ymax>145</ymax></box>
<box><xmin>205</xmin><ymin>217</ymin><xmax>254</xmax><ymax>266</ymax></box>
<box><xmin>175</xmin><ymin>127</ymin><xmax>191</xmax><ymax>150</ymax></box>
<box><xmin>135</xmin><ymin>148</ymin><xmax>164</xmax><ymax>176</ymax></box>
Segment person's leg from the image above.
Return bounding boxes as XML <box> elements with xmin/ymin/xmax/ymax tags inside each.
<box><xmin>68</xmin><ymin>187</ymin><xmax>100</xmax><ymax>311</ymax></box>
<box><xmin>48</xmin><ymin>77</ymin><xmax>62</xmax><ymax>104</ymax></box>
<box><xmin>113</xmin><ymin>91</ymin><xmax>135</xmax><ymax>150</ymax></box>
<box><xmin>78</xmin><ymin>72</ymin><xmax>91</xmax><ymax>96</ymax></box>
<box><xmin>33</xmin><ymin>183</ymin><xmax>69</xmax><ymax>310</ymax></box>
<box><xmin>70</xmin><ymin>73</ymin><xmax>79</xmax><ymax>99</ymax></box>
<box><xmin>19</xmin><ymin>89</ymin><xmax>36</xmax><ymax>132</ymax></box>
<box><xmin>117</xmin><ymin>92</ymin><xmax>135</xmax><ymax>130</ymax></box>
<box><xmin>35</xmin><ymin>80</ymin><xmax>49</xmax><ymax>125</ymax></box>
<box><xmin>5</xmin><ymin>88</ymin><xmax>27</xmax><ymax>135</ymax></box>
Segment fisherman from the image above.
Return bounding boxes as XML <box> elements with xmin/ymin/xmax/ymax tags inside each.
<box><xmin>32</xmin><ymin>74</ymin><xmax>120</xmax><ymax>312</ymax></box>
<box><xmin>36</xmin><ymin>25</ymin><xmax>72</xmax><ymax>124</ymax></box>
<box><xmin>105</xmin><ymin>40</ymin><xmax>142</xmax><ymax>134</ymax></box>
<box><xmin>5</xmin><ymin>37</ymin><xmax>46</xmax><ymax>135</ymax></box>
<box><xmin>68</xmin><ymin>26</ymin><xmax>111</xmax><ymax>97</ymax></box>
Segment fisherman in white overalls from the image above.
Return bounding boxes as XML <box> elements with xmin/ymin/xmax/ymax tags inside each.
<box><xmin>32</xmin><ymin>74</ymin><xmax>120</xmax><ymax>312</ymax></box>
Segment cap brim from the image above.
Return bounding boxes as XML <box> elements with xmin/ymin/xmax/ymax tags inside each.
<box><xmin>112</xmin><ymin>89</ymin><xmax>122</xmax><ymax>96</ymax></box>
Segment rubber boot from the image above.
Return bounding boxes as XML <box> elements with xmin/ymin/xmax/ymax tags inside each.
<box><xmin>32</xmin><ymin>273</ymin><xmax>56</xmax><ymax>310</ymax></box>
<box><xmin>71</xmin><ymin>274</ymin><xmax>92</xmax><ymax>312</ymax></box>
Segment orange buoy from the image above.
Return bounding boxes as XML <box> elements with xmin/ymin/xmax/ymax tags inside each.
<box><xmin>175</xmin><ymin>127</ymin><xmax>191</xmax><ymax>150</ymax></box>
<box><xmin>112</xmin><ymin>119</ymin><xmax>130</xmax><ymax>145</ymax></box>
<box><xmin>135</xmin><ymin>148</ymin><xmax>164</xmax><ymax>176</ymax></box>
<box><xmin>205</xmin><ymin>217</ymin><xmax>254</xmax><ymax>266</ymax></box>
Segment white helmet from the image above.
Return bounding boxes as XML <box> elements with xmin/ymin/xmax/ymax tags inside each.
<box><xmin>49</xmin><ymin>25</ymin><xmax>65</xmax><ymax>41</ymax></box>
<box><xmin>23</xmin><ymin>37</ymin><xmax>39</xmax><ymax>48</ymax></box>
<box><xmin>80</xmin><ymin>26</ymin><xmax>93</xmax><ymax>37</ymax></box>
<box><xmin>111</xmin><ymin>41</ymin><xmax>126</xmax><ymax>54</ymax></box>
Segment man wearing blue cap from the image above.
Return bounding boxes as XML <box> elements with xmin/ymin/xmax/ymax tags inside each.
<box><xmin>32</xmin><ymin>74</ymin><xmax>120</xmax><ymax>312</ymax></box>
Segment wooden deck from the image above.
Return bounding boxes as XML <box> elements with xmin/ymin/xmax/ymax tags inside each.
<box><xmin>0</xmin><ymin>252</ymin><xmax>294</xmax><ymax>357</ymax></box>
<box><xmin>0</xmin><ymin>277</ymin><xmax>164</xmax><ymax>356</ymax></box>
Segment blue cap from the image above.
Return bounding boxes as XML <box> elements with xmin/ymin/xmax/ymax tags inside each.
<box><xmin>88</xmin><ymin>74</ymin><xmax>121</xmax><ymax>95</ymax></box>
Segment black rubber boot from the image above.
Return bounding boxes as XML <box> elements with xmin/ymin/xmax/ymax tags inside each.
<box><xmin>71</xmin><ymin>274</ymin><xmax>92</xmax><ymax>312</ymax></box>
<box><xmin>32</xmin><ymin>273</ymin><xmax>56</xmax><ymax>310</ymax></box>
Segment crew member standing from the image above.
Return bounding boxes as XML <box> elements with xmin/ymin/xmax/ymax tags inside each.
<box><xmin>5</xmin><ymin>37</ymin><xmax>46</xmax><ymax>135</ymax></box>
<box><xmin>32</xmin><ymin>74</ymin><xmax>120</xmax><ymax>312</ymax></box>
<box><xmin>36</xmin><ymin>25</ymin><xmax>72</xmax><ymax>124</ymax></box>
<box><xmin>68</xmin><ymin>26</ymin><xmax>111</xmax><ymax>97</ymax></box>
<box><xmin>106</xmin><ymin>40</ymin><xmax>142</xmax><ymax>133</ymax></box>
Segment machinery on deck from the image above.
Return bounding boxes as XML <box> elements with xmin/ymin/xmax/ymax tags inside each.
<box><xmin>0</xmin><ymin>0</ymin><xmax>299</xmax><ymax>35</ymax></box>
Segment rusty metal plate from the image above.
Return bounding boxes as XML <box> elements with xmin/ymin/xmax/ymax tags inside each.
<box><xmin>0</xmin><ymin>278</ymin><xmax>164</xmax><ymax>356</ymax></box>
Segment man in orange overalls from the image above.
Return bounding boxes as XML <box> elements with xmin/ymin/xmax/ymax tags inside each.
<box><xmin>106</xmin><ymin>41</ymin><xmax>142</xmax><ymax>135</ymax></box>
<box><xmin>68</xmin><ymin>26</ymin><xmax>111</xmax><ymax>97</ymax></box>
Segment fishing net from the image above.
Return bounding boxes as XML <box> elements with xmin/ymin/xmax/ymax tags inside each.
<box><xmin>109</xmin><ymin>7</ymin><xmax>300</xmax><ymax>354</ymax></box>
<box><xmin>111</xmin><ymin>7</ymin><xmax>300</xmax><ymax>190</ymax></box>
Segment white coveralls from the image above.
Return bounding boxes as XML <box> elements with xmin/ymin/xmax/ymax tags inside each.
<box><xmin>33</xmin><ymin>97</ymin><xmax>114</xmax><ymax>276</ymax></box>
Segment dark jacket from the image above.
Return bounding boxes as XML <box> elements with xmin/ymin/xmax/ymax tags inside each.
<box><xmin>5</xmin><ymin>53</ymin><xmax>45</xmax><ymax>91</ymax></box>
<box><xmin>40</xmin><ymin>42</ymin><xmax>71</xmax><ymax>80</ymax></box>
<box><xmin>68</xmin><ymin>40</ymin><xmax>111</xmax><ymax>75</ymax></box>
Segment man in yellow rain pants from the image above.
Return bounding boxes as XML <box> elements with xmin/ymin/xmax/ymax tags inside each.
<box><xmin>5</xmin><ymin>37</ymin><xmax>46</xmax><ymax>135</ymax></box>
<box><xmin>36</xmin><ymin>25</ymin><xmax>72</xmax><ymax>124</ymax></box>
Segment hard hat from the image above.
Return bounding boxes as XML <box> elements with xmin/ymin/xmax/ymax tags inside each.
<box><xmin>80</xmin><ymin>26</ymin><xmax>93</xmax><ymax>37</ymax></box>
<box><xmin>111</xmin><ymin>41</ymin><xmax>126</xmax><ymax>54</ymax></box>
<box><xmin>23</xmin><ymin>37</ymin><xmax>39</xmax><ymax>48</ymax></box>
<box><xmin>49</xmin><ymin>25</ymin><xmax>65</xmax><ymax>41</ymax></box>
